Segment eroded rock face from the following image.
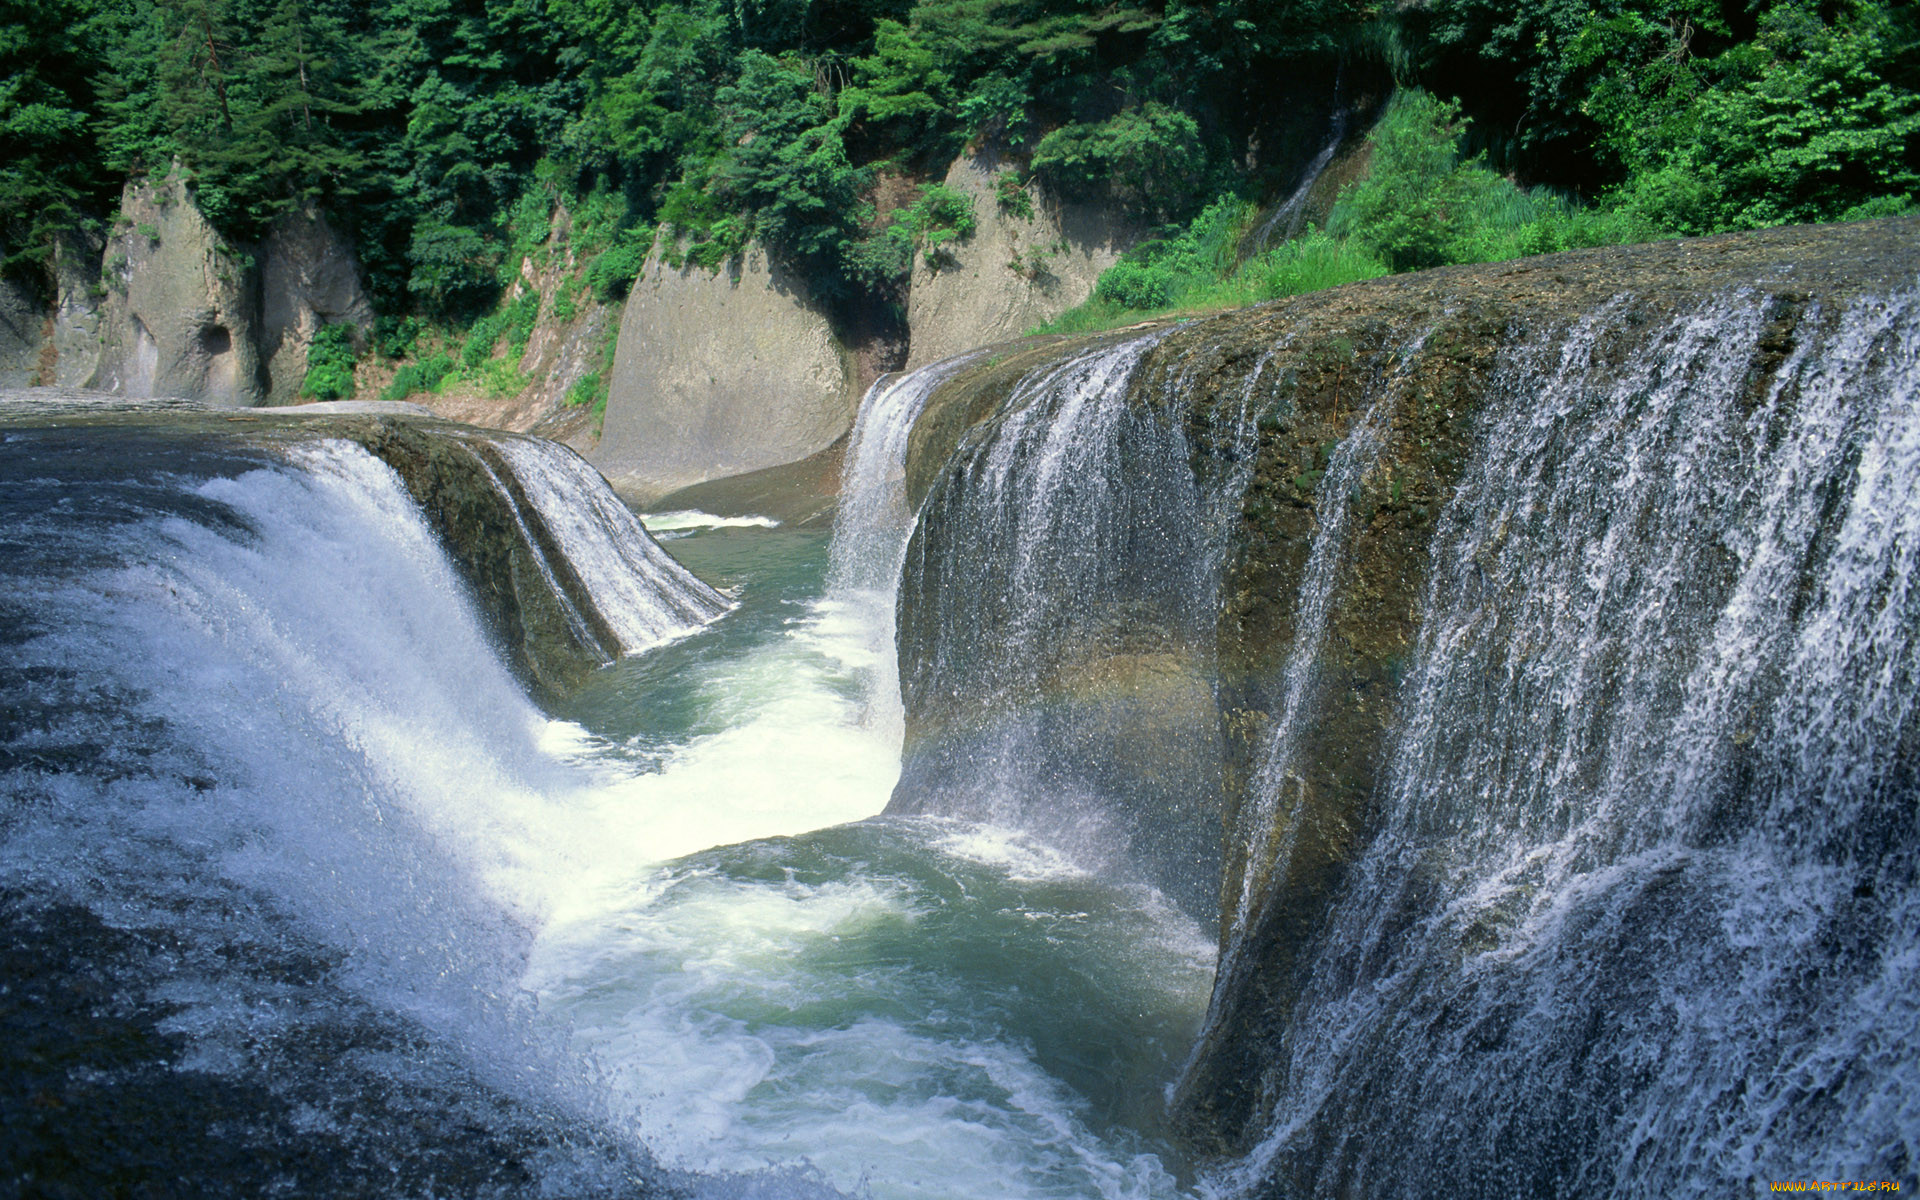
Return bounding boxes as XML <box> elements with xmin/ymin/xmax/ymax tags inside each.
<box><xmin>0</xmin><ymin>241</ymin><xmax>103</xmax><ymax>388</ymax></box>
<box><xmin>894</xmin><ymin>218</ymin><xmax>1920</xmax><ymax>1177</ymax></box>
<box><xmin>0</xmin><ymin>272</ymin><xmax>41</xmax><ymax>388</ymax></box>
<box><xmin>259</xmin><ymin>206</ymin><xmax>374</xmax><ymax>405</ymax></box>
<box><xmin>92</xmin><ymin>176</ymin><xmax>265</xmax><ymax>406</ymax></box>
<box><xmin>903</xmin><ymin>148</ymin><xmax>1136</xmax><ymax>369</ymax></box>
<box><xmin>590</xmin><ymin>240</ymin><xmax>855</xmax><ymax>503</ymax></box>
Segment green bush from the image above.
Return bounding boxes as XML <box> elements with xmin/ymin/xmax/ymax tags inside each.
<box><xmin>1329</xmin><ymin>91</ymin><xmax>1492</xmax><ymax>271</ymax></box>
<box><xmin>461</xmin><ymin>313</ymin><xmax>505</xmax><ymax>368</ymax></box>
<box><xmin>375</xmin><ymin>315</ymin><xmax>422</xmax><ymax>360</ymax></box>
<box><xmin>995</xmin><ymin>171</ymin><xmax>1034</xmax><ymax>220</ymax></box>
<box><xmin>565</xmin><ymin>370</ymin><xmax>602</xmax><ymax>407</ymax></box>
<box><xmin>503</xmin><ymin>290</ymin><xmax>542</xmax><ymax>359</ymax></box>
<box><xmin>1092</xmin><ymin>196</ymin><xmax>1256</xmax><ymax>311</ymax></box>
<box><xmin>552</xmin><ymin>275</ymin><xmax>580</xmax><ymax>323</ymax></box>
<box><xmin>899</xmin><ymin>183</ymin><xmax>977</xmax><ymax>268</ymax></box>
<box><xmin>1251</xmin><ymin>230</ymin><xmax>1391</xmax><ymax>299</ymax></box>
<box><xmin>590</xmin><ymin>226</ymin><xmax>659</xmax><ymax>297</ymax></box>
<box><xmin>299</xmin><ymin>324</ymin><xmax>358</xmax><ymax>402</ymax></box>
<box><xmin>1032</xmin><ymin>102</ymin><xmax>1209</xmax><ymax>221</ymax></box>
<box><xmin>381</xmin><ymin>351</ymin><xmax>454</xmax><ymax>401</ymax></box>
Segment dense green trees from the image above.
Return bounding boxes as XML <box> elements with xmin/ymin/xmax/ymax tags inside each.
<box><xmin>1408</xmin><ymin>0</ymin><xmax>1918</xmax><ymax>224</ymax></box>
<box><xmin>0</xmin><ymin>0</ymin><xmax>114</xmax><ymax>293</ymax></box>
<box><xmin>0</xmin><ymin>0</ymin><xmax>1910</xmax><ymax>331</ymax></box>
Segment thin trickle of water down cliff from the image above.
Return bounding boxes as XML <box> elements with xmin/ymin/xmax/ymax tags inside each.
<box><xmin>890</xmin><ymin>219</ymin><xmax>1920</xmax><ymax>1194</ymax></box>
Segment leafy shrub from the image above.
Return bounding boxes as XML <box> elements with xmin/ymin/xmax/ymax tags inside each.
<box><xmin>996</xmin><ymin>171</ymin><xmax>1034</xmax><ymax>220</ymax></box>
<box><xmin>899</xmin><ymin>183</ymin><xmax>977</xmax><ymax>268</ymax></box>
<box><xmin>552</xmin><ymin>276</ymin><xmax>580</xmax><ymax>323</ymax></box>
<box><xmin>1032</xmin><ymin>103</ymin><xmax>1208</xmax><ymax>220</ymax></box>
<box><xmin>565</xmin><ymin>370</ymin><xmax>602</xmax><ymax>407</ymax></box>
<box><xmin>588</xmin><ymin>227</ymin><xmax>657</xmax><ymax>299</ymax></box>
<box><xmin>461</xmin><ymin>313</ymin><xmax>505</xmax><ymax>368</ymax></box>
<box><xmin>375</xmin><ymin>315</ymin><xmax>422</xmax><ymax>360</ymax></box>
<box><xmin>1092</xmin><ymin>196</ymin><xmax>1255</xmax><ymax>310</ymax></box>
<box><xmin>1094</xmin><ymin>254</ymin><xmax>1183</xmax><ymax>310</ymax></box>
<box><xmin>848</xmin><ymin>182</ymin><xmax>979</xmax><ymax>285</ymax></box>
<box><xmin>299</xmin><ymin>324</ymin><xmax>358</xmax><ymax>402</ymax></box>
<box><xmin>1251</xmin><ymin>230</ymin><xmax>1391</xmax><ymax>299</ymax></box>
<box><xmin>381</xmin><ymin>351</ymin><xmax>454</xmax><ymax>401</ymax></box>
<box><xmin>1329</xmin><ymin>91</ymin><xmax>1492</xmax><ymax>271</ymax></box>
<box><xmin>503</xmin><ymin>290</ymin><xmax>541</xmax><ymax>359</ymax></box>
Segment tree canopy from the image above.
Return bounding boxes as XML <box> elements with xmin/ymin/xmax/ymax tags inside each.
<box><xmin>0</xmin><ymin>0</ymin><xmax>1910</xmax><ymax>316</ymax></box>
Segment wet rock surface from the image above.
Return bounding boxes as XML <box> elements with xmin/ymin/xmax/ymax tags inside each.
<box><xmin>895</xmin><ymin>216</ymin><xmax>1920</xmax><ymax>1162</ymax></box>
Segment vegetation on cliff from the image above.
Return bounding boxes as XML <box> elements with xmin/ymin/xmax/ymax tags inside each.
<box><xmin>0</xmin><ymin>0</ymin><xmax>1911</xmax><ymax>348</ymax></box>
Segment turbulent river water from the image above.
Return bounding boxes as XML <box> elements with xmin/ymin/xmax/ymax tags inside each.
<box><xmin>0</xmin><ymin>410</ymin><xmax>1212</xmax><ymax>1199</ymax></box>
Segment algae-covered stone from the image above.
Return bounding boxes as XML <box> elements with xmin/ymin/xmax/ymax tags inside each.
<box><xmin>590</xmin><ymin>239</ymin><xmax>855</xmax><ymax>503</ymax></box>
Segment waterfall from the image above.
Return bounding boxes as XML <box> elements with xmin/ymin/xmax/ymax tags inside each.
<box><xmin>889</xmin><ymin>332</ymin><xmax>1235</xmax><ymax>915</ymax></box>
<box><xmin>1246</xmin><ymin>91</ymin><xmax>1348</xmax><ymax>256</ymax></box>
<box><xmin>1220</xmin><ymin>396</ymin><xmax>1386</xmax><ymax>951</ymax></box>
<box><xmin>825</xmin><ymin>351</ymin><xmax>986</xmax><ymax>739</ymax></box>
<box><xmin>0</xmin><ymin>433</ymin><xmax>661</xmax><ymax>1189</ymax></box>
<box><xmin>0</xmin><ymin>405</ymin><xmax>1214</xmax><ymax>1200</ymax></box>
<box><xmin>490</xmin><ymin>435</ymin><xmax>731</xmax><ymax>655</ymax></box>
<box><xmin>1211</xmin><ymin>289</ymin><xmax>1920</xmax><ymax>1196</ymax></box>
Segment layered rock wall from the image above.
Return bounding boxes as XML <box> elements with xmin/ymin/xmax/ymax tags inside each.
<box><xmin>14</xmin><ymin>178</ymin><xmax>371</xmax><ymax>408</ymax></box>
<box><xmin>92</xmin><ymin>176</ymin><xmax>266</xmax><ymax>405</ymax></box>
<box><xmin>259</xmin><ymin>206</ymin><xmax>375</xmax><ymax>404</ymax></box>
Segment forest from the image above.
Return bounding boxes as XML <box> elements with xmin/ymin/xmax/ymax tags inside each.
<box><xmin>2</xmin><ymin>0</ymin><xmax>1914</xmax><ymax>342</ymax></box>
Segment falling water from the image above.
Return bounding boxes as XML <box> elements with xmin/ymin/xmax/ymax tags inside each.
<box><xmin>492</xmin><ymin>435</ymin><xmax>731</xmax><ymax>654</ymax></box>
<box><xmin>1247</xmin><ymin>95</ymin><xmax>1349</xmax><ymax>256</ymax></box>
<box><xmin>825</xmin><ymin>351</ymin><xmax>986</xmax><ymax>738</ymax></box>
<box><xmin>1211</xmin><ymin>289</ymin><xmax>1920</xmax><ymax>1196</ymax></box>
<box><xmin>0</xmin><ymin>394</ymin><xmax>1213</xmax><ymax>1199</ymax></box>
<box><xmin>888</xmin><ymin>332</ymin><xmax>1235</xmax><ymax>914</ymax></box>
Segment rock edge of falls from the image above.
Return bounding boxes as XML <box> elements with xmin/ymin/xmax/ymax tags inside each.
<box><xmin>888</xmin><ymin>216</ymin><xmax>1920</xmax><ymax>1193</ymax></box>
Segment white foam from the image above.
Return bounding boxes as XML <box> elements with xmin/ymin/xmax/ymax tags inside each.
<box><xmin>642</xmin><ymin>509</ymin><xmax>785</xmax><ymax>535</ymax></box>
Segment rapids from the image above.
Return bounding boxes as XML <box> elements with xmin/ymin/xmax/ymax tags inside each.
<box><xmin>0</xmin><ymin>409</ymin><xmax>1212</xmax><ymax>1199</ymax></box>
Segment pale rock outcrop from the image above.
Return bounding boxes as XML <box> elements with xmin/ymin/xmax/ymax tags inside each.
<box><xmin>590</xmin><ymin>240</ymin><xmax>855</xmax><ymax>502</ymax></box>
<box><xmin>49</xmin><ymin>241</ymin><xmax>104</xmax><ymax>387</ymax></box>
<box><xmin>0</xmin><ymin>240</ymin><xmax>100</xmax><ymax>387</ymax></box>
<box><xmin>0</xmin><ymin>272</ymin><xmax>40</xmax><ymax>388</ymax></box>
<box><xmin>904</xmin><ymin>148</ymin><xmax>1136</xmax><ymax>369</ymax></box>
<box><xmin>259</xmin><ymin>205</ymin><xmax>374</xmax><ymax>404</ymax></box>
<box><xmin>92</xmin><ymin>176</ymin><xmax>264</xmax><ymax>406</ymax></box>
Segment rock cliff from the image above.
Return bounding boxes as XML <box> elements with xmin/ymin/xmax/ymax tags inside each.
<box><xmin>15</xmin><ymin>177</ymin><xmax>372</xmax><ymax>407</ymax></box>
<box><xmin>91</xmin><ymin>176</ymin><xmax>267</xmax><ymax>405</ymax></box>
<box><xmin>590</xmin><ymin>240</ymin><xmax>856</xmax><ymax>502</ymax></box>
<box><xmin>904</xmin><ymin>148</ymin><xmax>1135</xmax><ymax>369</ymax></box>
<box><xmin>891</xmin><ymin>217</ymin><xmax>1920</xmax><ymax>1184</ymax></box>
<box><xmin>258</xmin><ymin>206</ymin><xmax>376</xmax><ymax>405</ymax></box>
